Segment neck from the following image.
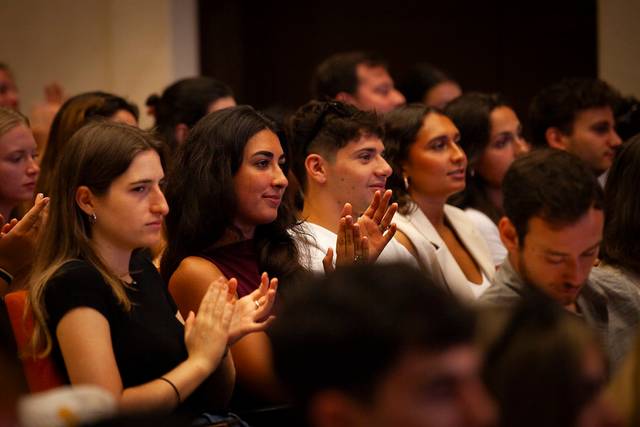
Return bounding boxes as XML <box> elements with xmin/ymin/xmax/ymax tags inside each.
<box><xmin>410</xmin><ymin>191</ymin><xmax>446</xmax><ymax>228</ymax></box>
<box><xmin>91</xmin><ymin>237</ymin><xmax>133</xmax><ymax>282</ymax></box>
<box><xmin>215</xmin><ymin>223</ymin><xmax>255</xmax><ymax>248</ymax></box>
<box><xmin>485</xmin><ymin>186</ymin><xmax>503</xmax><ymax>214</ymax></box>
<box><xmin>301</xmin><ymin>186</ymin><xmax>346</xmax><ymax>233</ymax></box>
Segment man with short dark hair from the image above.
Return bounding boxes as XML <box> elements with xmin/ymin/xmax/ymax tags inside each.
<box><xmin>529</xmin><ymin>78</ymin><xmax>622</xmax><ymax>177</ymax></box>
<box><xmin>288</xmin><ymin>100</ymin><xmax>416</xmax><ymax>272</ymax></box>
<box><xmin>480</xmin><ymin>149</ymin><xmax>640</xmax><ymax>369</ymax></box>
<box><xmin>312</xmin><ymin>51</ymin><xmax>405</xmax><ymax>114</ymax></box>
<box><xmin>271</xmin><ymin>263</ymin><xmax>497</xmax><ymax>427</ymax></box>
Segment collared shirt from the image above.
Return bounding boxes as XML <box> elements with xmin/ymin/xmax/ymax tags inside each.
<box><xmin>479</xmin><ymin>258</ymin><xmax>640</xmax><ymax>372</ymax></box>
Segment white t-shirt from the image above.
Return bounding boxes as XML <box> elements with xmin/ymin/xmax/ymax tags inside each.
<box><xmin>464</xmin><ymin>208</ymin><xmax>507</xmax><ymax>267</ymax></box>
<box><xmin>292</xmin><ymin>221</ymin><xmax>419</xmax><ymax>273</ymax></box>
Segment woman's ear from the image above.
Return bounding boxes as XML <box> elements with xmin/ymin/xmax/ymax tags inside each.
<box><xmin>305</xmin><ymin>154</ymin><xmax>328</xmax><ymax>185</ymax></box>
<box><xmin>75</xmin><ymin>186</ymin><xmax>96</xmax><ymax>216</ymax></box>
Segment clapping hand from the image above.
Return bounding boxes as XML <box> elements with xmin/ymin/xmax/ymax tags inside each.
<box><xmin>229</xmin><ymin>272</ymin><xmax>278</xmax><ymax>345</ymax></box>
<box><xmin>323</xmin><ymin>204</ymin><xmax>369</xmax><ymax>274</ymax></box>
<box><xmin>357</xmin><ymin>190</ymin><xmax>397</xmax><ymax>261</ymax></box>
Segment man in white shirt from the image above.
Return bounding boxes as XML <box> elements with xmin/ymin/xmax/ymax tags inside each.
<box><xmin>288</xmin><ymin>100</ymin><xmax>417</xmax><ymax>272</ymax></box>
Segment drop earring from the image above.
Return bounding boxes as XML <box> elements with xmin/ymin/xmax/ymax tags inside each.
<box><xmin>89</xmin><ymin>212</ymin><xmax>97</xmax><ymax>224</ymax></box>
<box><xmin>403</xmin><ymin>175</ymin><xmax>409</xmax><ymax>190</ymax></box>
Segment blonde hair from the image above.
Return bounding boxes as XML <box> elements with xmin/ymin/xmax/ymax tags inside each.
<box><xmin>28</xmin><ymin>120</ymin><xmax>162</xmax><ymax>357</ymax></box>
<box><xmin>0</xmin><ymin>107</ymin><xmax>29</xmax><ymax>137</ymax></box>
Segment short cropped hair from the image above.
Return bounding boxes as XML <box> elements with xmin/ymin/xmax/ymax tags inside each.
<box><xmin>503</xmin><ymin>149</ymin><xmax>603</xmax><ymax>243</ymax></box>
<box><xmin>529</xmin><ymin>78</ymin><xmax>620</xmax><ymax>148</ymax></box>
<box><xmin>270</xmin><ymin>263</ymin><xmax>475</xmax><ymax>409</ymax></box>
<box><xmin>312</xmin><ymin>51</ymin><xmax>387</xmax><ymax>100</ymax></box>
<box><xmin>287</xmin><ymin>100</ymin><xmax>382</xmax><ymax>191</ymax></box>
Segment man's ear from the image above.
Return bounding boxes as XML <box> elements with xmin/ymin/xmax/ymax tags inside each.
<box><xmin>75</xmin><ymin>186</ymin><xmax>96</xmax><ymax>216</ymax></box>
<box><xmin>545</xmin><ymin>127</ymin><xmax>570</xmax><ymax>151</ymax></box>
<box><xmin>335</xmin><ymin>92</ymin><xmax>357</xmax><ymax>106</ymax></box>
<box><xmin>309</xmin><ymin>390</ymin><xmax>368</xmax><ymax>427</ymax></box>
<box><xmin>174</xmin><ymin>123</ymin><xmax>190</xmax><ymax>145</ymax></box>
<box><xmin>498</xmin><ymin>216</ymin><xmax>520</xmax><ymax>253</ymax></box>
<box><xmin>305</xmin><ymin>154</ymin><xmax>329</xmax><ymax>185</ymax></box>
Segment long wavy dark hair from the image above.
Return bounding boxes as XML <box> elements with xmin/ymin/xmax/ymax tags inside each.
<box><xmin>161</xmin><ymin>105</ymin><xmax>304</xmax><ymax>290</ymax></box>
<box><xmin>599</xmin><ymin>134</ymin><xmax>640</xmax><ymax>275</ymax></box>
<box><xmin>444</xmin><ymin>92</ymin><xmax>511</xmax><ymax>223</ymax></box>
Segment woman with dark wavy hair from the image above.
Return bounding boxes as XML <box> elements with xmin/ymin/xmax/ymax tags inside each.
<box><xmin>591</xmin><ymin>134</ymin><xmax>640</xmax><ymax>295</ymax></box>
<box><xmin>162</xmin><ymin>105</ymin><xmax>305</xmax><ymax>409</ymax></box>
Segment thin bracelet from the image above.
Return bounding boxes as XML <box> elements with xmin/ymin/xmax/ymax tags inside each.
<box><xmin>159</xmin><ymin>376</ymin><xmax>181</xmax><ymax>405</ymax></box>
<box><xmin>0</xmin><ymin>268</ymin><xmax>13</xmax><ymax>285</ymax></box>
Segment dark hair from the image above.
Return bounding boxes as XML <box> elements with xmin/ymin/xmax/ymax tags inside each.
<box><xmin>36</xmin><ymin>91</ymin><xmax>139</xmax><ymax>196</ymax></box>
<box><xmin>398</xmin><ymin>62</ymin><xmax>458</xmax><ymax>104</ymax></box>
<box><xmin>312</xmin><ymin>51</ymin><xmax>387</xmax><ymax>100</ymax></box>
<box><xmin>383</xmin><ymin>103</ymin><xmax>441</xmax><ymax>212</ymax></box>
<box><xmin>287</xmin><ymin>100</ymin><xmax>383</xmax><ymax>192</ymax></box>
<box><xmin>146</xmin><ymin>77</ymin><xmax>234</xmax><ymax>154</ymax></box>
<box><xmin>483</xmin><ymin>292</ymin><xmax>605</xmax><ymax>427</ymax></box>
<box><xmin>599</xmin><ymin>134</ymin><xmax>640</xmax><ymax>274</ymax></box>
<box><xmin>502</xmin><ymin>149</ymin><xmax>603</xmax><ymax>243</ymax></box>
<box><xmin>529</xmin><ymin>78</ymin><xmax>620</xmax><ymax>148</ymax></box>
<box><xmin>271</xmin><ymin>263</ymin><xmax>475</xmax><ymax>409</ymax></box>
<box><xmin>614</xmin><ymin>96</ymin><xmax>640</xmax><ymax>142</ymax></box>
<box><xmin>161</xmin><ymin>105</ymin><xmax>303</xmax><ymax>289</ymax></box>
<box><xmin>445</xmin><ymin>92</ymin><xmax>511</xmax><ymax>223</ymax></box>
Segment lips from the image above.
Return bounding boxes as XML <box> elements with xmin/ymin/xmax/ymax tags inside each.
<box><xmin>369</xmin><ymin>182</ymin><xmax>386</xmax><ymax>191</ymax></box>
<box><xmin>447</xmin><ymin>168</ymin><xmax>466</xmax><ymax>179</ymax></box>
<box><xmin>263</xmin><ymin>194</ymin><xmax>283</xmax><ymax>207</ymax></box>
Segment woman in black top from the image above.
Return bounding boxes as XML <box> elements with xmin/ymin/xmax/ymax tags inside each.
<box><xmin>27</xmin><ymin>121</ymin><xmax>275</xmax><ymax>417</ymax></box>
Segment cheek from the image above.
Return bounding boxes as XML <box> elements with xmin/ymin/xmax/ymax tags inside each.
<box><xmin>478</xmin><ymin>150</ymin><xmax>513</xmax><ymax>183</ymax></box>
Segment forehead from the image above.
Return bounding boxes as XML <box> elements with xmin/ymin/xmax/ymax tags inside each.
<box><xmin>0</xmin><ymin>124</ymin><xmax>35</xmax><ymax>153</ymax></box>
<box><xmin>490</xmin><ymin>106</ymin><xmax>519</xmax><ymax>130</ymax></box>
<box><xmin>572</xmin><ymin>106</ymin><xmax>614</xmax><ymax>128</ymax></box>
<box><xmin>356</xmin><ymin>64</ymin><xmax>392</xmax><ymax>86</ymax></box>
<box><xmin>523</xmin><ymin>210</ymin><xmax>603</xmax><ymax>252</ymax></box>
<box><xmin>243</xmin><ymin>129</ymin><xmax>283</xmax><ymax>157</ymax></box>
<box><xmin>336</xmin><ymin>134</ymin><xmax>384</xmax><ymax>156</ymax></box>
<box><xmin>113</xmin><ymin>149</ymin><xmax>163</xmax><ymax>183</ymax></box>
<box><xmin>418</xmin><ymin>113</ymin><xmax>458</xmax><ymax>140</ymax></box>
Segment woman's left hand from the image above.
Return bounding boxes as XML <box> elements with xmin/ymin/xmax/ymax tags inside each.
<box><xmin>228</xmin><ymin>272</ymin><xmax>277</xmax><ymax>345</ymax></box>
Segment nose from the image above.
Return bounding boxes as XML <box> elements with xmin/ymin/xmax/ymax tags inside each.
<box><xmin>273</xmin><ymin>164</ymin><xmax>288</xmax><ymax>188</ymax></box>
<box><xmin>376</xmin><ymin>156</ymin><xmax>393</xmax><ymax>178</ymax></box>
<box><xmin>514</xmin><ymin>137</ymin><xmax>530</xmax><ymax>157</ymax></box>
<box><xmin>609</xmin><ymin>129</ymin><xmax>622</xmax><ymax>148</ymax></box>
<box><xmin>390</xmin><ymin>88</ymin><xmax>405</xmax><ymax>109</ymax></box>
<box><xmin>450</xmin><ymin>141</ymin><xmax>467</xmax><ymax>165</ymax></box>
<box><xmin>26</xmin><ymin>155</ymin><xmax>40</xmax><ymax>176</ymax></box>
<box><xmin>152</xmin><ymin>186</ymin><xmax>169</xmax><ymax>216</ymax></box>
<box><xmin>562</xmin><ymin>258</ymin><xmax>586</xmax><ymax>287</ymax></box>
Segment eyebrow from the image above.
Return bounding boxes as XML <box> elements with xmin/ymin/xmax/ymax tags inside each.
<box><xmin>544</xmin><ymin>241</ymin><xmax>601</xmax><ymax>257</ymax></box>
<box><xmin>128</xmin><ymin>179</ymin><xmax>154</xmax><ymax>186</ymax></box>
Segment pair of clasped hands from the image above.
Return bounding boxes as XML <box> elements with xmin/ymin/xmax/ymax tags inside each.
<box><xmin>323</xmin><ymin>189</ymin><xmax>398</xmax><ymax>274</ymax></box>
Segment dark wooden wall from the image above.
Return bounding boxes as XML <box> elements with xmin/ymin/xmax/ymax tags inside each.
<box><xmin>199</xmin><ymin>0</ymin><xmax>597</xmax><ymax>124</ymax></box>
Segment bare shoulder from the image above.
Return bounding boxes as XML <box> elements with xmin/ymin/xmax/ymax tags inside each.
<box><xmin>172</xmin><ymin>256</ymin><xmax>226</xmax><ymax>283</ymax></box>
<box><xmin>169</xmin><ymin>256</ymin><xmax>228</xmax><ymax>316</ymax></box>
<box><xmin>393</xmin><ymin>230</ymin><xmax>418</xmax><ymax>258</ymax></box>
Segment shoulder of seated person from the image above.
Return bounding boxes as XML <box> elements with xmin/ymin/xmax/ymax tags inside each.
<box><xmin>171</xmin><ymin>256</ymin><xmax>226</xmax><ymax>284</ymax></box>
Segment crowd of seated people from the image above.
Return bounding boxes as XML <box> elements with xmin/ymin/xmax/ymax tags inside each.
<box><xmin>1</xmin><ymin>49</ymin><xmax>640</xmax><ymax>427</ymax></box>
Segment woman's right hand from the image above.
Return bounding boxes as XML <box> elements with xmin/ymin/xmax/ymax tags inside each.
<box><xmin>183</xmin><ymin>277</ymin><xmax>235</xmax><ymax>375</ymax></box>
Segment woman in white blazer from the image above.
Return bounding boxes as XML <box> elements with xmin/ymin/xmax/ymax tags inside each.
<box><xmin>384</xmin><ymin>104</ymin><xmax>495</xmax><ymax>300</ymax></box>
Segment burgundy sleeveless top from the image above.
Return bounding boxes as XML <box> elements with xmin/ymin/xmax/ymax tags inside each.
<box><xmin>198</xmin><ymin>239</ymin><xmax>261</xmax><ymax>298</ymax></box>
